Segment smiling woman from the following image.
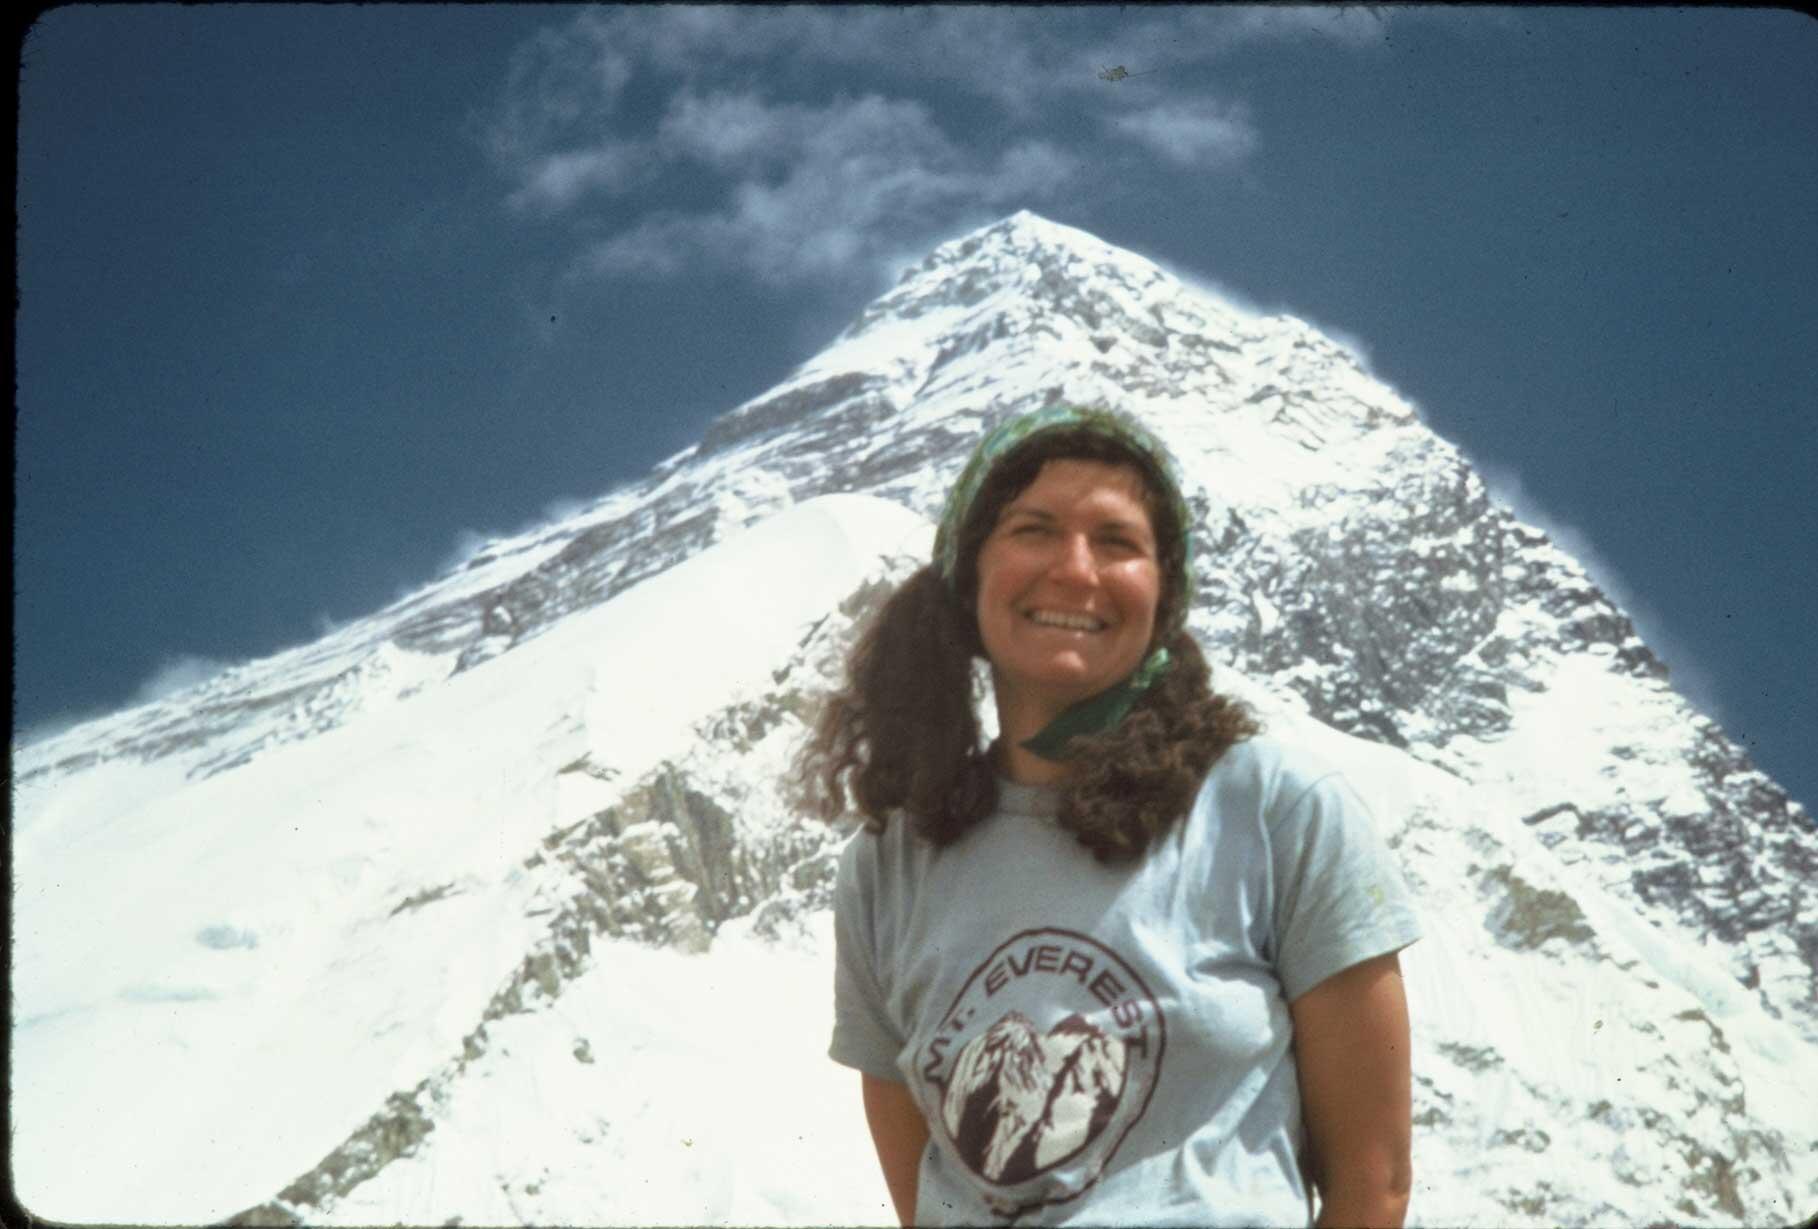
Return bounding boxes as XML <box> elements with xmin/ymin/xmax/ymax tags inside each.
<box><xmin>974</xmin><ymin>458</ymin><xmax>1162</xmax><ymax>775</ymax></box>
<box><xmin>799</xmin><ymin>404</ymin><xmax>1424</xmax><ymax>1227</ymax></box>
<box><xmin>807</xmin><ymin>406</ymin><xmax>1249</xmax><ymax>857</ymax></box>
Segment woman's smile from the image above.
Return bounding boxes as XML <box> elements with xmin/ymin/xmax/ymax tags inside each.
<box><xmin>1023</xmin><ymin>608</ymin><xmax>1109</xmax><ymax>632</ymax></box>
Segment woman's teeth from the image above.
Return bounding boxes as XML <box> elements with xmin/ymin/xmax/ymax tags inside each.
<box><xmin>1028</xmin><ymin>610</ymin><xmax>1105</xmax><ymax>631</ymax></box>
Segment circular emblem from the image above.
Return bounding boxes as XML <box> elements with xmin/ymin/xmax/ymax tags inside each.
<box><xmin>916</xmin><ymin>928</ymin><xmax>1166</xmax><ymax>1217</ymax></box>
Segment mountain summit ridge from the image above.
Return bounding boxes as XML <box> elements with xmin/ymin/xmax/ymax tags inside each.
<box><xmin>16</xmin><ymin>210</ymin><xmax>1394</xmax><ymax>785</ymax></box>
<box><xmin>14</xmin><ymin>212</ymin><xmax>1815</xmax><ymax>1226</ymax></box>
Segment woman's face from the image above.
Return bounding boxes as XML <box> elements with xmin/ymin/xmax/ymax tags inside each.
<box><xmin>974</xmin><ymin>458</ymin><xmax>1162</xmax><ymax>722</ymax></box>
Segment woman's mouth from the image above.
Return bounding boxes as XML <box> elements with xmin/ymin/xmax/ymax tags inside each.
<box><xmin>1025</xmin><ymin>609</ymin><xmax>1108</xmax><ymax>632</ymax></box>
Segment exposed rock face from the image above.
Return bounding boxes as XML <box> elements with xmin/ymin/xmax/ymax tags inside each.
<box><xmin>17</xmin><ymin>212</ymin><xmax>1814</xmax><ymax>1227</ymax></box>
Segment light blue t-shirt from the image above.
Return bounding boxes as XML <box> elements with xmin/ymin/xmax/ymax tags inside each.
<box><xmin>830</xmin><ymin>735</ymin><xmax>1423</xmax><ymax>1227</ymax></box>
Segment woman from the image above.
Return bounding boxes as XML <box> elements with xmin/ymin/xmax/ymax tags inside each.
<box><xmin>803</xmin><ymin>405</ymin><xmax>1422</xmax><ymax>1227</ymax></box>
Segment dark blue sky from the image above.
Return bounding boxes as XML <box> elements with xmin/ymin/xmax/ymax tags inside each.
<box><xmin>15</xmin><ymin>6</ymin><xmax>1817</xmax><ymax>811</ymax></box>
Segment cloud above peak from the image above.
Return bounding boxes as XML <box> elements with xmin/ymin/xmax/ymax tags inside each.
<box><xmin>1108</xmin><ymin>98</ymin><xmax>1257</xmax><ymax>168</ymax></box>
<box><xmin>479</xmin><ymin>7</ymin><xmax>1392</xmax><ymax>288</ymax></box>
<box><xmin>586</xmin><ymin>120</ymin><xmax>1079</xmax><ymax>286</ymax></box>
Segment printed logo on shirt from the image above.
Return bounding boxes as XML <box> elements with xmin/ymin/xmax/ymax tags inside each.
<box><xmin>917</xmin><ymin>927</ymin><xmax>1165</xmax><ymax>1218</ymax></box>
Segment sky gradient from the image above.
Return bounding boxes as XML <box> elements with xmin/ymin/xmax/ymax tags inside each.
<box><xmin>15</xmin><ymin>6</ymin><xmax>1817</xmax><ymax>811</ymax></box>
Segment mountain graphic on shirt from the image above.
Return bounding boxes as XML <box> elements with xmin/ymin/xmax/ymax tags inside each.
<box><xmin>941</xmin><ymin>1010</ymin><xmax>1129</xmax><ymax>1183</ymax></box>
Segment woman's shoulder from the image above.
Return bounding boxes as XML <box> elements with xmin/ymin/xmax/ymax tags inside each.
<box><xmin>833</xmin><ymin>818</ymin><xmax>893</xmax><ymax>924</ymax></box>
<box><xmin>834</xmin><ymin>810</ymin><xmax>931</xmax><ymax>891</ymax></box>
<box><xmin>1204</xmin><ymin>731</ymin><xmax>1339</xmax><ymax>784</ymax></box>
<box><xmin>1199</xmin><ymin>732</ymin><xmax>1348</xmax><ymax>814</ymax></box>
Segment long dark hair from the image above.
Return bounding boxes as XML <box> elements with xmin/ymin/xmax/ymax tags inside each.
<box><xmin>800</xmin><ymin>429</ymin><xmax>1259</xmax><ymax>862</ymax></box>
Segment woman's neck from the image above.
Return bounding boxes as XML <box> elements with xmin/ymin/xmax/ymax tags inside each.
<box><xmin>992</xmin><ymin>691</ymin><xmax>1075</xmax><ymax>786</ymax></box>
<box><xmin>996</xmin><ymin>738</ymin><xmax>1071</xmax><ymax>786</ymax></box>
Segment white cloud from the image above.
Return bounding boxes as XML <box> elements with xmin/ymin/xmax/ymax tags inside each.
<box><xmin>1109</xmin><ymin>99</ymin><xmax>1258</xmax><ymax>169</ymax></box>
<box><xmin>632</xmin><ymin>5</ymin><xmax>803</xmax><ymax>72</ymax></box>
<box><xmin>433</xmin><ymin>496</ymin><xmax>592</xmax><ymax>581</ymax></box>
<box><xmin>542</xmin><ymin>495</ymin><xmax>587</xmax><ymax>524</ymax></box>
<box><xmin>995</xmin><ymin>140</ymin><xmax>1082</xmax><ymax>198</ymax></box>
<box><xmin>588</xmin><ymin>94</ymin><xmax>1083</xmax><ymax>286</ymax></box>
<box><xmin>129</xmin><ymin>655</ymin><xmax>231</xmax><ymax>707</ymax></box>
<box><xmin>583</xmin><ymin>217</ymin><xmax>689</xmax><ymax>279</ymax></box>
<box><xmin>621</xmin><ymin>8</ymin><xmax>1079</xmax><ymax>109</ymax></box>
<box><xmin>795</xmin><ymin>93</ymin><xmax>954</xmax><ymax>168</ymax></box>
<box><xmin>1218</xmin><ymin>5</ymin><xmax>1392</xmax><ymax>50</ymax></box>
<box><xmin>481</xmin><ymin>12</ymin><xmax>637</xmax><ymax>164</ymax></box>
<box><xmin>479</xmin><ymin>7</ymin><xmax>1389</xmax><ymax>289</ymax></box>
<box><xmin>506</xmin><ymin>143</ymin><xmax>648</xmax><ymax>214</ymax></box>
<box><xmin>658</xmin><ymin>90</ymin><xmax>807</xmax><ymax>170</ymax></box>
<box><xmin>437</xmin><ymin>527</ymin><xmax>497</xmax><ymax>577</ymax></box>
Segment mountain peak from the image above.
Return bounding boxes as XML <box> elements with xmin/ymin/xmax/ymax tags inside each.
<box><xmin>831</xmin><ymin>209</ymin><xmax>1252</xmax><ymax>364</ymax></box>
<box><xmin>900</xmin><ymin>209</ymin><xmax>1166</xmax><ymax>294</ymax></box>
<box><xmin>952</xmin><ymin>209</ymin><xmax>1114</xmax><ymax>257</ymax></box>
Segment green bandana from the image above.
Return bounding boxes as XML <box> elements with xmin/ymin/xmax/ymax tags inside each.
<box><xmin>932</xmin><ymin>404</ymin><xmax>1196</xmax><ymax>762</ymax></box>
<box><xmin>933</xmin><ymin>405</ymin><xmax>1195</xmax><ymax>597</ymax></box>
<box><xmin>1018</xmin><ymin>646</ymin><xmax>1173</xmax><ymax>761</ymax></box>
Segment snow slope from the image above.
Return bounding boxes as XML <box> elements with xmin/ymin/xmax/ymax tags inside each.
<box><xmin>12</xmin><ymin>496</ymin><xmax>925</xmax><ymax>1223</ymax></box>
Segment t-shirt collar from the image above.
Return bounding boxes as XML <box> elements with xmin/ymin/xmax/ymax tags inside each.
<box><xmin>994</xmin><ymin>775</ymin><xmax>1063</xmax><ymax>818</ymax></box>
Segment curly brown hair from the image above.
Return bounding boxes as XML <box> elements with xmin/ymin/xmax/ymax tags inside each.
<box><xmin>799</xmin><ymin>428</ymin><xmax>1260</xmax><ymax>862</ymax></box>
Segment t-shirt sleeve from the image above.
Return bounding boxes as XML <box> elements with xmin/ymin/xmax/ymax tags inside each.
<box><xmin>828</xmin><ymin>832</ymin><xmax>908</xmax><ymax>1081</ymax></box>
<box><xmin>1269</xmin><ymin>770</ymin><xmax>1423</xmax><ymax>1003</ymax></box>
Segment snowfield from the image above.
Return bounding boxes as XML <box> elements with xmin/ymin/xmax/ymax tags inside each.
<box><xmin>12</xmin><ymin>497</ymin><xmax>925</xmax><ymax>1224</ymax></box>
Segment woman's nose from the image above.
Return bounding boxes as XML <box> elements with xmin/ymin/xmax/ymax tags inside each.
<box><xmin>1048</xmin><ymin>533</ymin><xmax>1097</xmax><ymax>584</ymax></box>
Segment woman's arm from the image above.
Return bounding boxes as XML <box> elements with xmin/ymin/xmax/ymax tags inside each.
<box><xmin>1289</xmin><ymin>951</ymin><xmax>1414</xmax><ymax>1229</ymax></box>
<box><xmin>861</xmin><ymin>1072</ymin><xmax>931</xmax><ymax>1227</ymax></box>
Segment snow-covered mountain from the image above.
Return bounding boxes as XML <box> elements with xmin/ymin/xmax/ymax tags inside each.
<box><xmin>12</xmin><ymin>212</ymin><xmax>1815</xmax><ymax>1227</ymax></box>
